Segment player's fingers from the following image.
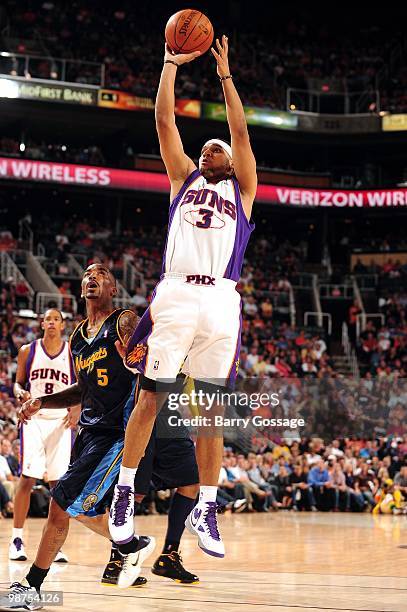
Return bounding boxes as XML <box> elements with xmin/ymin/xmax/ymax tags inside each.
<box><xmin>210</xmin><ymin>47</ymin><xmax>220</xmax><ymax>60</ymax></box>
<box><xmin>216</xmin><ymin>38</ymin><xmax>223</xmax><ymax>53</ymax></box>
<box><xmin>187</xmin><ymin>50</ymin><xmax>201</xmax><ymax>60</ymax></box>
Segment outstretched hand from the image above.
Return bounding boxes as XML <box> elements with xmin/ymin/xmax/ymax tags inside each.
<box><xmin>164</xmin><ymin>43</ymin><xmax>201</xmax><ymax>66</ymax></box>
<box><xmin>63</xmin><ymin>405</ymin><xmax>81</xmax><ymax>430</ymax></box>
<box><xmin>211</xmin><ymin>35</ymin><xmax>230</xmax><ymax>78</ymax></box>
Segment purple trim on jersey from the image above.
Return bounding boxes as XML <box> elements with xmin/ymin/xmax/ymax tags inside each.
<box><xmin>226</xmin><ymin>308</ymin><xmax>242</xmax><ymax>389</ymax></box>
<box><xmin>223</xmin><ymin>177</ymin><xmax>255</xmax><ymax>281</ymax></box>
<box><xmin>161</xmin><ymin>169</ymin><xmax>201</xmax><ymax>275</ymax></box>
<box><xmin>19</xmin><ymin>425</ymin><xmax>24</xmax><ymax>477</ymax></box>
<box><xmin>40</xmin><ymin>339</ymin><xmax>65</xmax><ymax>360</ymax></box>
<box><xmin>124</xmin><ymin>277</ymin><xmax>165</xmax><ymax>373</ymax></box>
<box><xmin>68</xmin><ymin>349</ymin><xmax>76</xmax><ymax>384</ymax></box>
<box><xmin>25</xmin><ymin>341</ymin><xmax>37</xmax><ymax>389</ymax></box>
<box><xmin>125</xmin><ymin>306</ymin><xmax>154</xmax><ymax>374</ymax></box>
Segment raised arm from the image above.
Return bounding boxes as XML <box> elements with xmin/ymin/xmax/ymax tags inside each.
<box><xmin>155</xmin><ymin>45</ymin><xmax>200</xmax><ymax>200</ymax></box>
<box><xmin>211</xmin><ymin>35</ymin><xmax>257</xmax><ymax>219</ymax></box>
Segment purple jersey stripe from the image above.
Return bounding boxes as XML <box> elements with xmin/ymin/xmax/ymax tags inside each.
<box><xmin>69</xmin><ymin>350</ymin><xmax>76</xmax><ymax>384</ymax></box>
<box><xmin>161</xmin><ymin>169</ymin><xmax>201</xmax><ymax>275</ymax></box>
<box><xmin>223</xmin><ymin>177</ymin><xmax>255</xmax><ymax>281</ymax></box>
<box><xmin>19</xmin><ymin>425</ymin><xmax>24</xmax><ymax>477</ymax></box>
<box><xmin>25</xmin><ymin>340</ymin><xmax>37</xmax><ymax>384</ymax></box>
<box><xmin>226</xmin><ymin>308</ymin><xmax>243</xmax><ymax>389</ymax></box>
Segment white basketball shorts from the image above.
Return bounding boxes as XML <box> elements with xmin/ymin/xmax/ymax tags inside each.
<box><xmin>125</xmin><ymin>274</ymin><xmax>242</xmax><ymax>387</ymax></box>
<box><xmin>20</xmin><ymin>415</ymin><xmax>72</xmax><ymax>481</ymax></box>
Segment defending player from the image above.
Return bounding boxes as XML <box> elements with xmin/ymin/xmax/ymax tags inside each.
<box><xmin>10</xmin><ymin>308</ymin><xmax>77</xmax><ymax>563</ymax></box>
<box><xmin>109</xmin><ymin>34</ymin><xmax>257</xmax><ymax>562</ymax></box>
<box><xmin>81</xmin><ymin>374</ymin><xmax>200</xmax><ymax>587</ymax></box>
<box><xmin>5</xmin><ymin>265</ymin><xmax>155</xmax><ymax>607</ymax></box>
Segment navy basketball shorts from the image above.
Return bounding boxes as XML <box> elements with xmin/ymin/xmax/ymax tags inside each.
<box><xmin>51</xmin><ymin>428</ymin><xmax>125</xmax><ymax>517</ymax></box>
<box><xmin>134</xmin><ymin>431</ymin><xmax>199</xmax><ymax>496</ymax></box>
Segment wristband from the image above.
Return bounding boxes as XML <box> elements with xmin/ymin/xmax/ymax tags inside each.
<box><xmin>164</xmin><ymin>59</ymin><xmax>178</xmax><ymax>67</ymax></box>
<box><xmin>219</xmin><ymin>74</ymin><xmax>233</xmax><ymax>81</ymax></box>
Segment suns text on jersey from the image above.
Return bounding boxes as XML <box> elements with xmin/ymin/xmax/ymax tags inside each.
<box><xmin>181</xmin><ymin>188</ymin><xmax>237</xmax><ymax>220</ymax></box>
<box><xmin>30</xmin><ymin>368</ymin><xmax>69</xmax><ymax>384</ymax></box>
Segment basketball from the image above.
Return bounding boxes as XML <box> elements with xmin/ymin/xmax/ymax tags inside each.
<box><xmin>165</xmin><ymin>9</ymin><xmax>214</xmax><ymax>55</ymax></box>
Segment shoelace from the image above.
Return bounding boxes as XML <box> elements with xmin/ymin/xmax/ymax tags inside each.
<box><xmin>13</xmin><ymin>537</ymin><xmax>23</xmax><ymax>551</ymax></box>
<box><xmin>10</xmin><ymin>582</ymin><xmax>32</xmax><ymax>593</ymax></box>
<box><xmin>203</xmin><ymin>503</ymin><xmax>221</xmax><ymax>541</ymax></box>
<box><xmin>168</xmin><ymin>550</ymin><xmax>182</xmax><ymax>563</ymax></box>
<box><xmin>122</xmin><ymin>550</ymin><xmax>138</xmax><ymax>574</ymax></box>
<box><xmin>112</xmin><ymin>488</ymin><xmax>133</xmax><ymax>527</ymax></box>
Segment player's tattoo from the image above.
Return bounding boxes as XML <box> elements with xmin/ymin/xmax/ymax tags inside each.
<box><xmin>40</xmin><ymin>382</ymin><xmax>82</xmax><ymax>409</ymax></box>
<box><xmin>118</xmin><ymin>310</ymin><xmax>139</xmax><ymax>345</ymax></box>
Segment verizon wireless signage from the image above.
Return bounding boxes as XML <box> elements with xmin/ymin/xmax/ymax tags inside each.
<box><xmin>256</xmin><ymin>185</ymin><xmax>407</xmax><ymax>207</ymax></box>
<box><xmin>1</xmin><ymin>157</ymin><xmax>407</xmax><ymax>208</ymax></box>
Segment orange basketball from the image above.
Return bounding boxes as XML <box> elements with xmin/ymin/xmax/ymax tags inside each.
<box><xmin>165</xmin><ymin>9</ymin><xmax>214</xmax><ymax>55</ymax></box>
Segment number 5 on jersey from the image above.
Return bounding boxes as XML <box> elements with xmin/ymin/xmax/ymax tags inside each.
<box><xmin>97</xmin><ymin>368</ymin><xmax>108</xmax><ymax>386</ymax></box>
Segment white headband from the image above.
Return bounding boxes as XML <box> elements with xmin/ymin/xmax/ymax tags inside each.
<box><xmin>203</xmin><ymin>139</ymin><xmax>232</xmax><ymax>159</ymax></box>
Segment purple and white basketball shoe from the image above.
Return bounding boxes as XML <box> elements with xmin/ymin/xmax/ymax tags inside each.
<box><xmin>185</xmin><ymin>502</ymin><xmax>225</xmax><ymax>558</ymax></box>
<box><xmin>108</xmin><ymin>484</ymin><xmax>135</xmax><ymax>544</ymax></box>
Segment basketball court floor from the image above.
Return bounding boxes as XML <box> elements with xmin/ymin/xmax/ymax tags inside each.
<box><xmin>0</xmin><ymin>513</ymin><xmax>406</xmax><ymax>612</ymax></box>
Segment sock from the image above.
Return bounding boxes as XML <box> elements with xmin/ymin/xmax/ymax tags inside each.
<box><xmin>162</xmin><ymin>493</ymin><xmax>195</xmax><ymax>554</ymax></box>
<box><xmin>109</xmin><ymin>541</ymin><xmax>120</xmax><ymax>562</ymax></box>
<box><xmin>118</xmin><ymin>465</ymin><xmax>137</xmax><ymax>487</ymax></box>
<box><xmin>26</xmin><ymin>564</ymin><xmax>49</xmax><ymax>590</ymax></box>
<box><xmin>12</xmin><ymin>527</ymin><xmax>23</xmax><ymax>541</ymax></box>
<box><xmin>117</xmin><ymin>536</ymin><xmax>139</xmax><ymax>555</ymax></box>
<box><xmin>199</xmin><ymin>485</ymin><xmax>217</xmax><ymax>504</ymax></box>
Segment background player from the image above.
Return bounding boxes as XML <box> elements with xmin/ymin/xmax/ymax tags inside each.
<box><xmin>80</xmin><ymin>374</ymin><xmax>200</xmax><ymax>587</ymax></box>
<box><xmin>109</xmin><ymin>35</ymin><xmax>257</xmax><ymax>559</ymax></box>
<box><xmin>10</xmin><ymin>308</ymin><xmax>78</xmax><ymax>563</ymax></box>
<box><xmin>5</xmin><ymin>265</ymin><xmax>154</xmax><ymax>605</ymax></box>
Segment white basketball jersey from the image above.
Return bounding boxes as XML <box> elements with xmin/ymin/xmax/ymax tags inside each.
<box><xmin>26</xmin><ymin>339</ymin><xmax>76</xmax><ymax>419</ymax></box>
<box><xmin>163</xmin><ymin>170</ymin><xmax>254</xmax><ymax>281</ymax></box>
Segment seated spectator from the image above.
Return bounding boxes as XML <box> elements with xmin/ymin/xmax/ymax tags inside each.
<box><xmin>288</xmin><ymin>463</ymin><xmax>316</xmax><ymax>511</ymax></box>
<box><xmin>308</xmin><ymin>459</ymin><xmax>331</xmax><ymax>510</ymax></box>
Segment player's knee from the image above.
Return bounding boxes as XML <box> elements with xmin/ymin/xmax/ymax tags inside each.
<box><xmin>138</xmin><ymin>389</ymin><xmax>163</xmax><ymax>416</ymax></box>
<box><xmin>48</xmin><ymin>499</ymin><xmax>69</xmax><ymax>526</ymax></box>
<box><xmin>19</xmin><ymin>475</ymin><xmax>35</xmax><ymax>490</ymax></box>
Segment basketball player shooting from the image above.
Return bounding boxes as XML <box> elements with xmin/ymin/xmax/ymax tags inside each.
<box><xmin>109</xmin><ymin>35</ymin><xmax>257</xmax><ymax>559</ymax></box>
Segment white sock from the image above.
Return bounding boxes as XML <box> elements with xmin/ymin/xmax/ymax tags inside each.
<box><xmin>12</xmin><ymin>528</ymin><xmax>23</xmax><ymax>541</ymax></box>
<box><xmin>118</xmin><ymin>465</ymin><xmax>137</xmax><ymax>487</ymax></box>
<box><xmin>199</xmin><ymin>485</ymin><xmax>218</xmax><ymax>503</ymax></box>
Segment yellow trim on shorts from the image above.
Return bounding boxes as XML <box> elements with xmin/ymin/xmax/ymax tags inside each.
<box><xmin>94</xmin><ymin>447</ymin><xmax>124</xmax><ymax>494</ymax></box>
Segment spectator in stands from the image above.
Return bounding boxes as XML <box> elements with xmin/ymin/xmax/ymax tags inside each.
<box><xmin>394</xmin><ymin>465</ymin><xmax>407</xmax><ymax>499</ymax></box>
<box><xmin>308</xmin><ymin>459</ymin><xmax>330</xmax><ymax>510</ymax></box>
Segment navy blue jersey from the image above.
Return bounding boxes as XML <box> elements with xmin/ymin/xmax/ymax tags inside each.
<box><xmin>70</xmin><ymin>309</ymin><xmax>135</xmax><ymax>432</ymax></box>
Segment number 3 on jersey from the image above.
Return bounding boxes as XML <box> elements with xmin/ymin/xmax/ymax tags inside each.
<box><xmin>97</xmin><ymin>368</ymin><xmax>108</xmax><ymax>387</ymax></box>
<box><xmin>196</xmin><ymin>208</ymin><xmax>214</xmax><ymax>229</ymax></box>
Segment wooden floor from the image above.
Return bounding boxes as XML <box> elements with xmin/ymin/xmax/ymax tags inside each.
<box><xmin>0</xmin><ymin>513</ymin><xmax>406</xmax><ymax>612</ymax></box>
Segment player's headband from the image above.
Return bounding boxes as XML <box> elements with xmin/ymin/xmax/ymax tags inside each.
<box><xmin>203</xmin><ymin>139</ymin><xmax>232</xmax><ymax>159</ymax></box>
